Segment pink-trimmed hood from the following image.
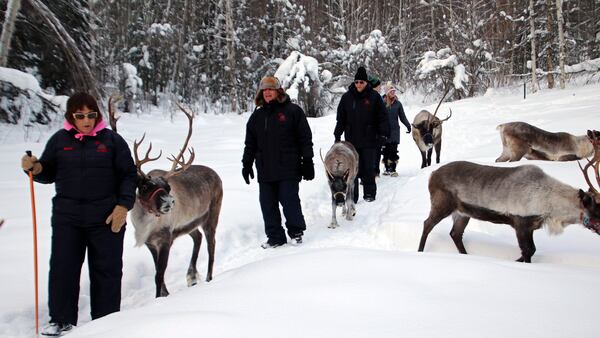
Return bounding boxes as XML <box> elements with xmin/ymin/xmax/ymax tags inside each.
<box><xmin>64</xmin><ymin>120</ymin><xmax>107</xmax><ymax>141</ymax></box>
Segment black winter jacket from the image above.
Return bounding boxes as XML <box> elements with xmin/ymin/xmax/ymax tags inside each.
<box><xmin>334</xmin><ymin>84</ymin><xmax>390</xmax><ymax>148</ymax></box>
<box><xmin>33</xmin><ymin>128</ymin><xmax>137</xmax><ymax>227</ymax></box>
<box><xmin>242</xmin><ymin>94</ymin><xmax>314</xmax><ymax>183</ymax></box>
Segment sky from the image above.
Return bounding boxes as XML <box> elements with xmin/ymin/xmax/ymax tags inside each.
<box><xmin>1</xmin><ymin>81</ymin><xmax>600</xmax><ymax>337</ymax></box>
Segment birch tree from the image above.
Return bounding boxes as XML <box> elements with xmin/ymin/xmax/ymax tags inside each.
<box><xmin>0</xmin><ymin>0</ymin><xmax>22</xmax><ymax>67</ymax></box>
<box><xmin>529</xmin><ymin>0</ymin><xmax>539</xmax><ymax>92</ymax></box>
<box><xmin>556</xmin><ymin>0</ymin><xmax>566</xmax><ymax>89</ymax></box>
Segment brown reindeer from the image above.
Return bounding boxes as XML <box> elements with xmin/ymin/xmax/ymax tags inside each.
<box><xmin>129</xmin><ymin>104</ymin><xmax>223</xmax><ymax>297</ymax></box>
<box><xmin>418</xmin><ymin>130</ymin><xmax>600</xmax><ymax>263</ymax></box>
<box><xmin>495</xmin><ymin>122</ymin><xmax>594</xmax><ymax>162</ymax></box>
<box><xmin>411</xmin><ymin>86</ymin><xmax>452</xmax><ymax>168</ymax></box>
<box><xmin>321</xmin><ymin>141</ymin><xmax>359</xmax><ymax>229</ymax></box>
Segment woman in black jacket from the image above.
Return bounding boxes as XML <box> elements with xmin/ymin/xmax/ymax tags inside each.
<box><xmin>242</xmin><ymin>76</ymin><xmax>314</xmax><ymax>248</ymax></box>
<box><xmin>20</xmin><ymin>93</ymin><xmax>137</xmax><ymax>336</ymax></box>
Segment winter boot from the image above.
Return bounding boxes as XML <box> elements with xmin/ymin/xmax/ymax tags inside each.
<box><xmin>390</xmin><ymin>160</ymin><xmax>399</xmax><ymax>177</ymax></box>
<box><xmin>261</xmin><ymin>239</ymin><xmax>286</xmax><ymax>249</ymax></box>
<box><xmin>290</xmin><ymin>234</ymin><xmax>303</xmax><ymax>245</ymax></box>
<box><xmin>41</xmin><ymin>322</ymin><xmax>73</xmax><ymax>337</ymax></box>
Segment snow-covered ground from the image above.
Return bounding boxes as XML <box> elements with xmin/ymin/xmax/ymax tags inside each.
<box><xmin>1</xmin><ymin>83</ymin><xmax>600</xmax><ymax>337</ymax></box>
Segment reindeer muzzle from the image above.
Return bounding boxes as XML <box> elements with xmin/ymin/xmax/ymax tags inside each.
<box><xmin>158</xmin><ymin>195</ymin><xmax>175</xmax><ymax>214</ymax></box>
<box><xmin>583</xmin><ymin>215</ymin><xmax>600</xmax><ymax>235</ymax></box>
<box><xmin>333</xmin><ymin>192</ymin><xmax>346</xmax><ymax>206</ymax></box>
<box><xmin>423</xmin><ymin>133</ymin><xmax>434</xmax><ymax>148</ymax></box>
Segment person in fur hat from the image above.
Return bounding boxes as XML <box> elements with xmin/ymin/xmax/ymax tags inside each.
<box><xmin>242</xmin><ymin>76</ymin><xmax>314</xmax><ymax>248</ymax></box>
<box><xmin>334</xmin><ymin>66</ymin><xmax>389</xmax><ymax>202</ymax></box>
<box><xmin>381</xmin><ymin>83</ymin><xmax>411</xmax><ymax>176</ymax></box>
<box><xmin>20</xmin><ymin>92</ymin><xmax>137</xmax><ymax>336</ymax></box>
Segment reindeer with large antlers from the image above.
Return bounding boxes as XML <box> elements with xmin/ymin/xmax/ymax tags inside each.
<box><xmin>411</xmin><ymin>86</ymin><xmax>453</xmax><ymax>168</ymax></box>
<box><xmin>418</xmin><ymin>130</ymin><xmax>600</xmax><ymax>262</ymax></box>
<box><xmin>128</xmin><ymin>104</ymin><xmax>223</xmax><ymax>297</ymax></box>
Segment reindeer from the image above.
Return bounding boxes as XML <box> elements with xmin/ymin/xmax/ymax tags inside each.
<box><xmin>129</xmin><ymin>104</ymin><xmax>223</xmax><ymax>297</ymax></box>
<box><xmin>495</xmin><ymin>122</ymin><xmax>594</xmax><ymax>162</ymax></box>
<box><xmin>411</xmin><ymin>86</ymin><xmax>453</xmax><ymax>168</ymax></box>
<box><xmin>418</xmin><ymin>130</ymin><xmax>600</xmax><ymax>263</ymax></box>
<box><xmin>321</xmin><ymin>141</ymin><xmax>359</xmax><ymax>229</ymax></box>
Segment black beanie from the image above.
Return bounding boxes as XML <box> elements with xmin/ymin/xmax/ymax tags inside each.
<box><xmin>354</xmin><ymin>66</ymin><xmax>368</xmax><ymax>81</ymax></box>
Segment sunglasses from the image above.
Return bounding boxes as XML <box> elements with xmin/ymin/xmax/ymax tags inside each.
<box><xmin>73</xmin><ymin>112</ymin><xmax>98</xmax><ymax>120</ymax></box>
<box><xmin>354</xmin><ymin>80</ymin><xmax>366</xmax><ymax>85</ymax></box>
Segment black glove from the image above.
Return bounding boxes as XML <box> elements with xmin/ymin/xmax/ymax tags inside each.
<box><xmin>301</xmin><ymin>159</ymin><xmax>315</xmax><ymax>181</ymax></box>
<box><xmin>378</xmin><ymin>135</ymin><xmax>388</xmax><ymax>146</ymax></box>
<box><xmin>242</xmin><ymin>165</ymin><xmax>254</xmax><ymax>184</ymax></box>
<box><xmin>406</xmin><ymin>126</ymin><xmax>412</xmax><ymax>134</ymax></box>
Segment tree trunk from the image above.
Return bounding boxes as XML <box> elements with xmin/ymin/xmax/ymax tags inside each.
<box><xmin>225</xmin><ymin>0</ymin><xmax>238</xmax><ymax>113</ymax></box>
<box><xmin>26</xmin><ymin>0</ymin><xmax>100</xmax><ymax>98</ymax></box>
<box><xmin>529</xmin><ymin>0</ymin><xmax>539</xmax><ymax>92</ymax></box>
<box><xmin>0</xmin><ymin>0</ymin><xmax>23</xmax><ymax>67</ymax></box>
<box><xmin>546</xmin><ymin>0</ymin><xmax>555</xmax><ymax>89</ymax></box>
<box><xmin>556</xmin><ymin>0</ymin><xmax>566</xmax><ymax>89</ymax></box>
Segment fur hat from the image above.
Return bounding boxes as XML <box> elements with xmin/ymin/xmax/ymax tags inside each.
<box><xmin>354</xmin><ymin>66</ymin><xmax>368</xmax><ymax>81</ymax></box>
<box><xmin>259</xmin><ymin>76</ymin><xmax>281</xmax><ymax>90</ymax></box>
<box><xmin>368</xmin><ymin>74</ymin><xmax>381</xmax><ymax>88</ymax></box>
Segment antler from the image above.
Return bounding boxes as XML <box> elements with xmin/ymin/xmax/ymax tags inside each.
<box><xmin>439</xmin><ymin>108</ymin><xmax>453</xmax><ymax>124</ymax></box>
<box><xmin>133</xmin><ymin>133</ymin><xmax>162</xmax><ymax>177</ymax></box>
<box><xmin>578</xmin><ymin>130</ymin><xmax>600</xmax><ymax>195</ymax></box>
<box><xmin>164</xmin><ymin>103</ymin><xmax>195</xmax><ymax>178</ymax></box>
<box><xmin>432</xmin><ymin>81</ymin><xmax>452</xmax><ymax>119</ymax></box>
<box><xmin>108</xmin><ymin>94</ymin><xmax>123</xmax><ymax>132</ymax></box>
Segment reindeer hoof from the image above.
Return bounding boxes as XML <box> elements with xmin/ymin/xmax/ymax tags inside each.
<box><xmin>328</xmin><ymin>223</ymin><xmax>338</xmax><ymax>229</ymax></box>
<box><xmin>187</xmin><ymin>271</ymin><xmax>200</xmax><ymax>287</ymax></box>
<box><xmin>205</xmin><ymin>275</ymin><xmax>213</xmax><ymax>282</ymax></box>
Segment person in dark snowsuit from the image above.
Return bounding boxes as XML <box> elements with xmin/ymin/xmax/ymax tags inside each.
<box><xmin>382</xmin><ymin>84</ymin><xmax>411</xmax><ymax>176</ymax></box>
<box><xmin>368</xmin><ymin>74</ymin><xmax>384</xmax><ymax>176</ymax></box>
<box><xmin>242</xmin><ymin>76</ymin><xmax>314</xmax><ymax>248</ymax></box>
<box><xmin>334</xmin><ymin>66</ymin><xmax>390</xmax><ymax>202</ymax></box>
<box><xmin>20</xmin><ymin>93</ymin><xmax>137</xmax><ymax>337</ymax></box>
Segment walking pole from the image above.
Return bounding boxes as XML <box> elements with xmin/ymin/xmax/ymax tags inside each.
<box><xmin>25</xmin><ymin>150</ymin><xmax>40</xmax><ymax>336</ymax></box>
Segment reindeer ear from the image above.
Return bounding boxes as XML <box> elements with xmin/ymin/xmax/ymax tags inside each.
<box><xmin>579</xmin><ymin>189</ymin><xmax>593</xmax><ymax>208</ymax></box>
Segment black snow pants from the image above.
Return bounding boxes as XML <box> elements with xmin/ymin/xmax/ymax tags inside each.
<box><xmin>353</xmin><ymin>147</ymin><xmax>378</xmax><ymax>202</ymax></box>
<box><xmin>48</xmin><ymin>223</ymin><xmax>125</xmax><ymax>325</ymax></box>
<box><xmin>259</xmin><ymin>180</ymin><xmax>306</xmax><ymax>244</ymax></box>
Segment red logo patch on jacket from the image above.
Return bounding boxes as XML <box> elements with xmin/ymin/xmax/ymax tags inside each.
<box><xmin>63</xmin><ymin>147</ymin><xmax>73</xmax><ymax>151</ymax></box>
<box><xmin>277</xmin><ymin>112</ymin><xmax>286</xmax><ymax>122</ymax></box>
<box><xmin>96</xmin><ymin>143</ymin><xmax>109</xmax><ymax>153</ymax></box>
<box><xmin>363</xmin><ymin>98</ymin><xmax>370</xmax><ymax>106</ymax></box>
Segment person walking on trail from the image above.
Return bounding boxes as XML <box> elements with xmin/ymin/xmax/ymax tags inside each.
<box><xmin>334</xmin><ymin>66</ymin><xmax>389</xmax><ymax>202</ymax></box>
<box><xmin>242</xmin><ymin>76</ymin><xmax>315</xmax><ymax>249</ymax></box>
<box><xmin>20</xmin><ymin>92</ymin><xmax>137</xmax><ymax>337</ymax></box>
<box><xmin>382</xmin><ymin>83</ymin><xmax>411</xmax><ymax>177</ymax></box>
<box><xmin>368</xmin><ymin>73</ymin><xmax>384</xmax><ymax>176</ymax></box>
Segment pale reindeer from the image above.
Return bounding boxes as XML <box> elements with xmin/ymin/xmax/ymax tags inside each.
<box><xmin>418</xmin><ymin>130</ymin><xmax>600</xmax><ymax>263</ymax></box>
<box><xmin>495</xmin><ymin>121</ymin><xmax>594</xmax><ymax>162</ymax></box>
<box><xmin>321</xmin><ymin>141</ymin><xmax>359</xmax><ymax>229</ymax></box>
<box><xmin>411</xmin><ymin>86</ymin><xmax>453</xmax><ymax>168</ymax></box>
<box><xmin>123</xmin><ymin>104</ymin><xmax>223</xmax><ymax>297</ymax></box>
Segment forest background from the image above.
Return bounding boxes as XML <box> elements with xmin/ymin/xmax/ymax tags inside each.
<box><xmin>0</xmin><ymin>0</ymin><xmax>599</xmax><ymax>125</ymax></box>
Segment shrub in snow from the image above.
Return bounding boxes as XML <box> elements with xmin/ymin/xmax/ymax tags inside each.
<box><xmin>0</xmin><ymin>67</ymin><xmax>66</xmax><ymax>126</ymax></box>
<box><xmin>122</xmin><ymin>63</ymin><xmax>143</xmax><ymax>113</ymax></box>
<box><xmin>275</xmin><ymin>51</ymin><xmax>328</xmax><ymax>117</ymax></box>
<box><xmin>415</xmin><ymin>48</ymin><xmax>468</xmax><ymax>99</ymax></box>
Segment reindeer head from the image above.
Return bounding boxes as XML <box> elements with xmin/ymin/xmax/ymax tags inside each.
<box><xmin>578</xmin><ymin>130</ymin><xmax>600</xmax><ymax>234</ymax></box>
<box><xmin>327</xmin><ymin>170</ymin><xmax>350</xmax><ymax>206</ymax></box>
<box><xmin>133</xmin><ymin>103</ymin><xmax>195</xmax><ymax>216</ymax></box>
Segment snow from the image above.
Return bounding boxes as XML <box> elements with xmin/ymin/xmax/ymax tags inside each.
<box><xmin>1</xmin><ymin>83</ymin><xmax>600</xmax><ymax>337</ymax></box>
<box><xmin>274</xmin><ymin>51</ymin><xmax>319</xmax><ymax>102</ymax></box>
<box><xmin>564</xmin><ymin>57</ymin><xmax>600</xmax><ymax>73</ymax></box>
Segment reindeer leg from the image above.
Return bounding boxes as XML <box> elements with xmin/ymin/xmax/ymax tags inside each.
<box><xmin>420</xmin><ymin>151</ymin><xmax>427</xmax><ymax>168</ymax></box>
<box><xmin>187</xmin><ymin>229</ymin><xmax>202</xmax><ymax>287</ymax></box>
<box><xmin>435</xmin><ymin>140</ymin><xmax>442</xmax><ymax>164</ymax></box>
<box><xmin>515</xmin><ymin>227</ymin><xmax>536</xmax><ymax>263</ymax></box>
<box><xmin>450</xmin><ymin>213</ymin><xmax>470</xmax><ymax>254</ymax></box>
<box><xmin>329</xmin><ymin>197</ymin><xmax>338</xmax><ymax>229</ymax></box>
<box><xmin>418</xmin><ymin>191</ymin><xmax>456</xmax><ymax>252</ymax></box>
<box><xmin>426</xmin><ymin>148</ymin><xmax>433</xmax><ymax>167</ymax></box>
<box><xmin>155</xmin><ymin>242</ymin><xmax>172</xmax><ymax>297</ymax></box>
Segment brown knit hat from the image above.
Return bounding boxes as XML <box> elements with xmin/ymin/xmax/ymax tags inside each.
<box><xmin>64</xmin><ymin>92</ymin><xmax>103</xmax><ymax>126</ymax></box>
<box><xmin>259</xmin><ymin>76</ymin><xmax>281</xmax><ymax>90</ymax></box>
